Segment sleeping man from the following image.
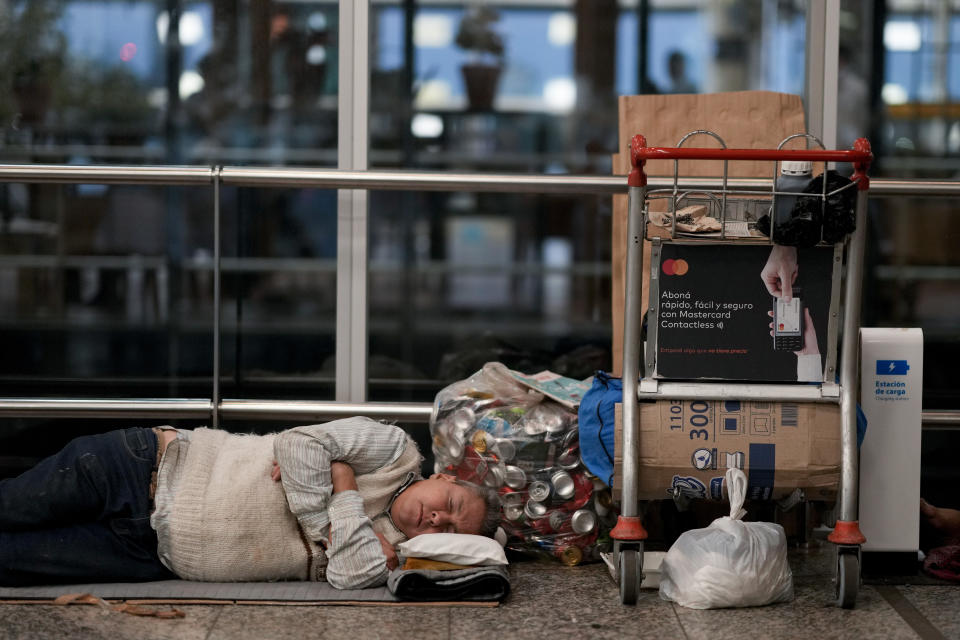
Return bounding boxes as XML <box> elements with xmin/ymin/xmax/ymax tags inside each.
<box><xmin>0</xmin><ymin>418</ymin><xmax>500</xmax><ymax>588</ymax></box>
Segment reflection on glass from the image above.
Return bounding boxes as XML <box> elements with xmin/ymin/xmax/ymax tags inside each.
<box><xmin>0</xmin><ymin>183</ymin><xmax>213</xmax><ymax>397</ymax></box>
<box><xmin>367</xmin><ymin>1</ymin><xmax>807</xmax><ymax>400</ymax></box>
<box><xmin>219</xmin><ymin>187</ymin><xmax>338</xmax><ymax>401</ymax></box>
<box><xmin>367</xmin><ymin>189</ymin><xmax>612</xmax><ymax>403</ymax></box>
<box><xmin>1</xmin><ymin>1</ymin><xmax>338</xmax><ymax>166</ymax></box>
<box><xmin>0</xmin><ymin>2</ymin><xmax>341</xmax><ymax>408</ymax></box>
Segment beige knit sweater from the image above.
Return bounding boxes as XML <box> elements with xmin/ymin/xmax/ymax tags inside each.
<box><xmin>166</xmin><ymin>428</ymin><xmax>422</xmax><ymax>582</ymax></box>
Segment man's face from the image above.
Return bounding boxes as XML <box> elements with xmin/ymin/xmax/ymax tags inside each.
<box><xmin>390</xmin><ymin>473</ymin><xmax>487</xmax><ymax>539</ymax></box>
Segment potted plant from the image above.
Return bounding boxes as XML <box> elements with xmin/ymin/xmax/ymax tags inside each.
<box><xmin>455</xmin><ymin>4</ymin><xmax>504</xmax><ymax>111</ymax></box>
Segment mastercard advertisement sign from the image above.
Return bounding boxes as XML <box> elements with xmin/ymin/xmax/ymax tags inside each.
<box><xmin>652</xmin><ymin>244</ymin><xmax>835</xmax><ymax>382</ymax></box>
<box><xmin>660</xmin><ymin>258</ymin><xmax>689</xmax><ymax>276</ymax></box>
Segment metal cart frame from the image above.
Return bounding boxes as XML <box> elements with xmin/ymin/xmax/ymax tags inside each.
<box><xmin>609</xmin><ymin>132</ymin><xmax>874</xmax><ymax>608</ymax></box>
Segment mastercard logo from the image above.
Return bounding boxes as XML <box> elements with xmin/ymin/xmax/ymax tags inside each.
<box><xmin>661</xmin><ymin>259</ymin><xmax>689</xmax><ymax>276</ymax></box>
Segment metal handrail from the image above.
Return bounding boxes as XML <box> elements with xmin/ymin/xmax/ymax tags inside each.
<box><xmin>0</xmin><ymin>397</ymin><xmax>955</xmax><ymax>428</ymax></box>
<box><xmin>0</xmin><ymin>398</ymin><xmax>432</xmax><ymax>422</ymax></box>
<box><xmin>219</xmin><ymin>399</ymin><xmax>433</xmax><ymax>422</ymax></box>
<box><xmin>0</xmin><ymin>398</ymin><xmax>212</xmax><ymax>419</ymax></box>
<box><xmin>2</xmin><ymin>164</ymin><xmax>960</xmax><ymax>197</ymax></box>
<box><xmin>920</xmin><ymin>410</ymin><xmax>960</xmax><ymax>430</ymax></box>
<box><xmin>0</xmin><ymin>165</ymin><xmax>214</xmax><ymax>185</ymax></box>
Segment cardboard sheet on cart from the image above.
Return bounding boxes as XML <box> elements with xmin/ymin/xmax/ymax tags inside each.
<box><xmin>611</xmin><ymin>91</ymin><xmax>810</xmax><ymax>374</ymax></box>
<box><xmin>612</xmin><ymin>401</ymin><xmax>840</xmax><ymax>502</ymax></box>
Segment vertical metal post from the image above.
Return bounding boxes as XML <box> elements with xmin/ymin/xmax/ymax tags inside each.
<box><xmin>823</xmin><ymin>242</ymin><xmax>844</xmax><ymax>385</ymax></box>
<box><xmin>336</xmin><ymin>0</ymin><xmax>370</xmax><ymax>402</ymax></box>
<box><xmin>212</xmin><ymin>166</ymin><xmax>222</xmax><ymax>428</ymax></box>
<box><xmin>805</xmin><ymin>0</ymin><xmax>839</xmax><ymax>151</ymax></box>
<box><xmin>837</xmin><ymin>189</ymin><xmax>869</xmax><ymax>523</ymax></box>
<box><xmin>822</xmin><ymin>1</ymin><xmax>839</xmax><ymax>151</ymax></box>
<box><xmin>620</xmin><ymin>185</ymin><xmax>646</xmax><ymax>517</ymax></box>
<box><xmin>645</xmin><ymin>239</ymin><xmax>661</xmax><ymax>377</ymax></box>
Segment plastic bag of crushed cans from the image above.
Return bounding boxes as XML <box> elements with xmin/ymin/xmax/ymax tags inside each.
<box><xmin>430</xmin><ymin>362</ymin><xmax>615</xmax><ymax>565</ymax></box>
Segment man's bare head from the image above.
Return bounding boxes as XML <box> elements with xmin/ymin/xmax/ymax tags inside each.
<box><xmin>390</xmin><ymin>473</ymin><xmax>500</xmax><ymax>539</ymax></box>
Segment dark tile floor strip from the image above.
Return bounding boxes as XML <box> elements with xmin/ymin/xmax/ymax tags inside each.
<box><xmin>668</xmin><ymin>602</ymin><xmax>691</xmax><ymax>640</ymax></box>
<box><xmin>877</xmin><ymin>586</ymin><xmax>949</xmax><ymax>640</ymax></box>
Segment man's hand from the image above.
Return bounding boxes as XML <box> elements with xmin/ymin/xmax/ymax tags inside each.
<box><xmin>331</xmin><ymin>461</ymin><xmax>358</xmax><ymax>494</ymax></box>
<box><xmin>375</xmin><ymin>532</ymin><xmax>399</xmax><ymax>571</ymax></box>
<box><xmin>271</xmin><ymin>460</ymin><xmax>282</xmax><ymax>482</ymax></box>
<box><xmin>761</xmin><ymin>245</ymin><xmax>799</xmax><ymax>300</ymax></box>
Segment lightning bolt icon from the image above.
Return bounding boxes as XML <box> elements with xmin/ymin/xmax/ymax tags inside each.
<box><xmin>889</xmin><ymin>362</ymin><xmax>896</xmax><ymax>372</ymax></box>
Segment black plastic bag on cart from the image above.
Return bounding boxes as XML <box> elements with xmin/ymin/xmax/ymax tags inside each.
<box><xmin>755</xmin><ymin>170</ymin><xmax>856</xmax><ymax>247</ymax></box>
<box><xmin>803</xmin><ymin>171</ymin><xmax>857</xmax><ymax>243</ymax></box>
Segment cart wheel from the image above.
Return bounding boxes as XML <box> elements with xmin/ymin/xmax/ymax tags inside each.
<box><xmin>619</xmin><ymin>546</ymin><xmax>643</xmax><ymax>605</ymax></box>
<box><xmin>836</xmin><ymin>552</ymin><xmax>859</xmax><ymax>609</ymax></box>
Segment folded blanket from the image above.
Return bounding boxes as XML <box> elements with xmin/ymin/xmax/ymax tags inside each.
<box><xmin>386</xmin><ymin>565</ymin><xmax>510</xmax><ymax>602</ymax></box>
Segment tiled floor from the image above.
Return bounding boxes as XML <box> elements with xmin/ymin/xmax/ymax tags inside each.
<box><xmin>1</xmin><ymin>543</ymin><xmax>958</xmax><ymax>640</ymax></box>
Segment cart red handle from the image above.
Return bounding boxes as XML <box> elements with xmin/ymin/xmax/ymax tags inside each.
<box><xmin>628</xmin><ymin>135</ymin><xmax>873</xmax><ymax>190</ymax></box>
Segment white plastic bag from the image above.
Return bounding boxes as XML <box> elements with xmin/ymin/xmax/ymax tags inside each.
<box><xmin>659</xmin><ymin>468</ymin><xmax>794</xmax><ymax>609</ymax></box>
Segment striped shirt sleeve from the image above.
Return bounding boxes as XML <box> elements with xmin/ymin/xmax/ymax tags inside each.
<box><xmin>324</xmin><ymin>490</ymin><xmax>389</xmax><ymax>589</ymax></box>
<box><xmin>273</xmin><ymin>417</ymin><xmax>407</xmax><ymax>561</ymax></box>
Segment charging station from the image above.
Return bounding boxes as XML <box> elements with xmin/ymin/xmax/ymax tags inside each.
<box><xmin>859</xmin><ymin>328</ymin><xmax>924</xmax><ymax>576</ymax></box>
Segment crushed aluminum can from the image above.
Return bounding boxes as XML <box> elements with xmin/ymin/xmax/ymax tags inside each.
<box><xmin>471</xmin><ymin>430</ymin><xmax>491</xmax><ymax>454</ymax></box>
<box><xmin>557</xmin><ymin>446</ymin><xmax>581</xmax><ymax>471</ymax></box>
<box><xmin>594</xmin><ymin>489</ymin><xmax>613</xmax><ymax>516</ymax></box>
<box><xmin>454</xmin><ymin>446</ymin><xmax>487</xmax><ymax>484</ymax></box>
<box><xmin>549</xmin><ymin>510</ymin><xmax>569</xmax><ymax>532</ymax></box>
<box><xmin>556</xmin><ymin>545</ymin><xmax>583</xmax><ymax>566</ymax></box>
<box><xmin>570</xmin><ymin>509</ymin><xmax>597</xmax><ymax>535</ymax></box>
<box><xmin>504</xmin><ymin>465</ymin><xmax>527</xmax><ymax>490</ymax></box>
<box><xmin>522</xmin><ymin>417</ymin><xmax>547</xmax><ymax>436</ymax></box>
<box><xmin>524</xmin><ymin>499</ymin><xmax>548</xmax><ymax>521</ymax></box>
<box><xmin>449</xmin><ymin>408</ymin><xmax>476</xmax><ymax>437</ymax></box>
<box><xmin>443</xmin><ymin>437</ymin><xmax>465</xmax><ymax>464</ymax></box>
<box><xmin>432</xmin><ymin>435</ymin><xmax>451</xmax><ymax>462</ymax></box>
<box><xmin>561</xmin><ymin>426</ymin><xmax>579</xmax><ymax>450</ymax></box>
<box><xmin>544</xmin><ymin>416</ymin><xmax>568</xmax><ymax>439</ymax></box>
<box><xmin>500</xmin><ymin>488</ymin><xmax>523</xmax><ymax>509</ymax></box>
<box><xmin>484</xmin><ymin>464</ymin><xmax>504</xmax><ymax>488</ymax></box>
<box><xmin>550</xmin><ymin>470</ymin><xmax>575</xmax><ymax>500</ymax></box>
<box><xmin>461</xmin><ymin>389</ymin><xmax>494</xmax><ymax>400</ymax></box>
<box><xmin>494</xmin><ymin>437</ymin><xmax>516</xmax><ymax>462</ymax></box>
<box><xmin>503</xmin><ymin>503</ymin><xmax>524</xmax><ymax>522</ymax></box>
<box><xmin>560</xmin><ymin>472</ymin><xmax>593</xmax><ymax>511</ymax></box>
<box><xmin>528</xmin><ymin>480</ymin><xmax>552</xmax><ymax>503</ymax></box>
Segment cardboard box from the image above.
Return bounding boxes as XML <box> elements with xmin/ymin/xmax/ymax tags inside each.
<box><xmin>613</xmin><ymin>400</ymin><xmax>840</xmax><ymax>502</ymax></box>
<box><xmin>611</xmin><ymin>91</ymin><xmax>809</xmax><ymax>375</ymax></box>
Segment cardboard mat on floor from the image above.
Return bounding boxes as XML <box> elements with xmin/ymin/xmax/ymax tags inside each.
<box><xmin>0</xmin><ymin>580</ymin><xmax>498</xmax><ymax>607</ymax></box>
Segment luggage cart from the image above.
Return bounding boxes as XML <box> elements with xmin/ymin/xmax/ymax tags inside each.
<box><xmin>609</xmin><ymin>131</ymin><xmax>873</xmax><ymax>608</ymax></box>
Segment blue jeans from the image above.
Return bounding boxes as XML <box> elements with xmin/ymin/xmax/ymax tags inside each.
<box><xmin>0</xmin><ymin>427</ymin><xmax>175</xmax><ymax>586</ymax></box>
